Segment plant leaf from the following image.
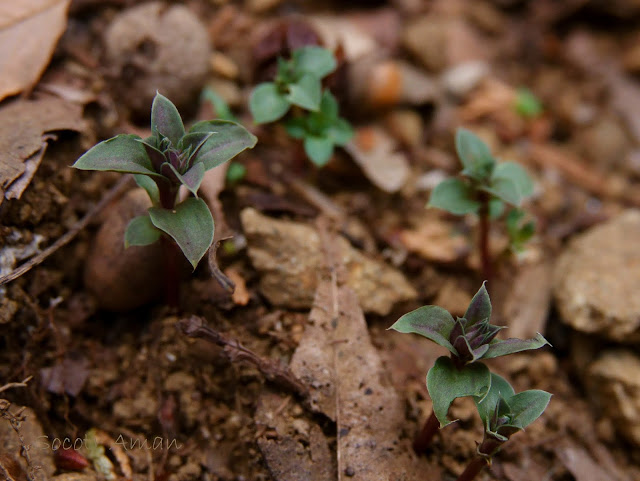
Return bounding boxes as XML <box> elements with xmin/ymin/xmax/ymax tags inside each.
<box><xmin>427</xmin><ymin>357</ymin><xmax>491</xmax><ymax>426</ymax></box>
<box><xmin>134</xmin><ymin>174</ymin><xmax>160</xmax><ymax>206</ymax></box>
<box><xmin>488</xmin><ymin>198</ymin><xmax>505</xmax><ymax>219</ymax></box>
<box><xmin>483</xmin><ymin>176</ymin><xmax>521</xmax><ymax>206</ymax></box>
<box><xmin>507</xmin><ymin>389</ymin><xmax>552</xmax><ymax>429</ymax></box>
<box><xmin>304</xmin><ymin>135</ymin><xmax>334</xmax><ymax>167</ymax></box>
<box><xmin>388</xmin><ymin>306</ymin><xmax>456</xmax><ymax>354</ymax></box>
<box><xmin>328</xmin><ymin>118</ymin><xmax>354</xmax><ymax>145</ymax></box>
<box><xmin>456</xmin><ymin>128</ymin><xmax>495</xmax><ymax>180</ymax></box>
<box><xmin>428</xmin><ymin>178</ymin><xmax>481</xmax><ymax>215</ymax></box>
<box><xmin>474</xmin><ymin>373</ymin><xmax>515</xmax><ymax>425</ymax></box>
<box><xmin>483</xmin><ymin>333</ymin><xmax>551</xmax><ymax>359</ymax></box>
<box><xmin>148</xmin><ymin>197</ymin><xmax>214</xmax><ymax>269</ymax></box>
<box><xmin>188</xmin><ymin>120</ymin><xmax>258</xmax><ymax>170</ymax></box>
<box><xmin>151</xmin><ymin>92</ymin><xmax>185</xmax><ymax>146</ymax></box>
<box><xmin>73</xmin><ymin>134</ymin><xmax>159</xmax><ymax>176</ymax></box>
<box><xmin>320</xmin><ymin>90</ymin><xmax>339</xmax><ymax>119</ymax></box>
<box><xmin>293</xmin><ymin>46</ymin><xmax>337</xmax><ymax>78</ymax></box>
<box><xmin>464</xmin><ymin>282</ymin><xmax>492</xmax><ymax>326</ymax></box>
<box><xmin>287</xmin><ymin>73</ymin><xmax>322</xmax><ymax>111</ymax></box>
<box><xmin>249</xmin><ymin>82</ymin><xmax>290</xmax><ymax>124</ymax></box>
<box><xmin>124</xmin><ymin>215</ymin><xmax>162</xmax><ymax>248</ymax></box>
<box><xmin>166</xmin><ymin>162</ymin><xmax>205</xmax><ymax>196</ymax></box>
<box><xmin>492</xmin><ymin>162</ymin><xmax>534</xmax><ymax>199</ymax></box>
<box><xmin>284</xmin><ymin>117</ymin><xmax>308</xmax><ymax>139</ymax></box>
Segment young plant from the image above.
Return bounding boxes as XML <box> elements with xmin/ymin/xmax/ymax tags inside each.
<box><xmin>284</xmin><ymin>90</ymin><xmax>353</xmax><ymax>166</ymax></box>
<box><xmin>73</xmin><ymin>92</ymin><xmax>257</xmax><ymax>304</ymax></box>
<box><xmin>428</xmin><ymin>128</ymin><xmax>534</xmax><ymax>284</ymax></box>
<box><xmin>514</xmin><ymin>87</ymin><xmax>543</xmax><ymax>119</ymax></box>
<box><xmin>249</xmin><ymin>45</ymin><xmax>353</xmax><ymax>167</ymax></box>
<box><xmin>505</xmin><ymin>208</ymin><xmax>535</xmax><ymax>254</ymax></box>
<box><xmin>457</xmin><ymin>373</ymin><xmax>551</xmax><ymax>481</ymax></box>
<box><xmin>388</xmin><ymin>282</ymin><xmax>549</xmax><ymax>454</ymax></box>
<box><xmin>250</xmin><ymin>46</ymin><xmax>337</xmax><ymax>124</ymax></box>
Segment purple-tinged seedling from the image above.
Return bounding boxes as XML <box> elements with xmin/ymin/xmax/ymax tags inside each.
<box><xmin>73</xmin><ymin>93</ymin><xmax>257</xmax><ymax>305</ymax></box>
<box><xmin>428</xmin><ymin>128</ymin><xmax>534</xmax><ymax>285</ymax></box>
<box><xmin>456</xmin><ymin>373</ymin><xmax>551</xmax><ymax>481</ymax></box>
<box><xmin>388</xmin><ymin>282</ymin><xmax>549</xmax><ymax>454</ymax></box>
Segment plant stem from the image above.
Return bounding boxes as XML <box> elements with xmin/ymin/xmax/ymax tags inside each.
<box><xmin>456</xmin><ymin>456</ymin><xmax>489</xmax><ymax>481</ymax></box>
<box><xmin>161</xmin><ymin>236</ymin><xmax>180</xmax><ymax>309</ymax></box>
<box><xmin>413</xmin><ymin>409</ymin><xmax>440</xmax><ymax>454</ymax></box>
<box><xmin>477</xmin><ymin>191</ymin><xmax>492</xmax><ymax>287</ymax></box>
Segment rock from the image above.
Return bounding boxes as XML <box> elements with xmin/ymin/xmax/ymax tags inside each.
<box><xmin>385</xmin><ymin>109</ymin><xmax>424</xmax><ymax>147</ymax></box>
<box><xmin>440</xmin><ymin>61</ymin><xmax>490</xmax><ymax>98</ymax></box>
<box><xmin>586</xmin><ymin>350</ymin><xmax>640</xmax><ymax>447</ymax></box>
<box><xmin>84</xmin><ymin>188</ymin><xmax>164</xmax><ymax>311</ymax></box>
<box><xmin>104</xmin><ymin>2</ymin><xmax>210</xmax><ymax>117</ymax></box>
<box><xmin>553</xmin><ymin>210</ymin><xmax>640</xmax><ymax>342</ymax></box>
<box><xmin>241</xmin><ymin>208</ymin><xmax>416</xmax><ymax>315</ymax></box>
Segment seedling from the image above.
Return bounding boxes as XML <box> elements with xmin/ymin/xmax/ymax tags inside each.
<box><xmin>249</xmin><ymin>46</ymin><xmax>353</xmax><ymax>167</ymax></box>
<box><xmin>388</xmin><ymin>282</ymin><xmax>549</xmax><ymax>454</ymax></box>
<box><xmin>514</xmin><ymin>87</ymin><xmax>543</xmax><ymax>119</ymax></box>
<box><xmin>428</xmin><ymin>128</ymin><xmax>534</xmax><ymax>284</ymax></box>
<box><xmin>505</xmin><ymin>208</ymin><xmax>535</xmax><ymax>254</ymax></box>
<box><xmin>457</xmin><ymin>373</ymin><xmax>550</xmax><ymax>481</ymax></box>
<box><xmin>73</xmin><ymin>92</ymin><xmax>257</xmax><ymax>304</ymax></box>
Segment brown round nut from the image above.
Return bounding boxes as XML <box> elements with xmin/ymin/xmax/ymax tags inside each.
<box><xmin>104</xmin><ymin>2</ymin><xmax>211</xmax><ymax>118</ymax></box>
<box><xmin>84</xmin><ymin>188</ymin><xmax>164</xmax><ymax>311</ymax></box>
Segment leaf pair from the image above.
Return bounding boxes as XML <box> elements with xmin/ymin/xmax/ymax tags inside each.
<box><xmin>285</xmin><ymin>91</ymin><xmax>353</xmax><ymax>166</ymax></box>
<box><xmin>250</xmin><ymin>46</ymin><xmax>337</xmax><ymax>124</ymax></box>
<box><xmin>428</xmin><ymin>128</ymin><xmax>534</xmax><ymax>216</ymax></box>
<box><xmin>73</xmin><ymin>92</ymin><xmax>257</xmax><ymax>268</ymax></box>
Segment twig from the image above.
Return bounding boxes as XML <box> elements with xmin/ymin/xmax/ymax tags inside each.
<box><xmin>0</xmin><ymin>175</ymin><xmax>133</xmax><ymax>286</ymax></box>
<box><xmin>177</xmin><ymin>316</ymin><xmax>309</xmax><ymax>401</ymax></box>
<box><xmin>0</xmin><ymin>376</ymin><xmax>33</xmax><ymax>394</ymax></box>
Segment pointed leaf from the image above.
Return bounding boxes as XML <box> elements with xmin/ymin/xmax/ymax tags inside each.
<box><xmin>292</xmin><ymin>46</ymin><xmax>337</xmax><ymax>78</ymax></box>
<box><xmin>456</xmin><ymin>128</ymin><xmax>495</xmax><ymax>180</ymax></box>
<box><xmin>483</xmin><ymin>333</ymin><xmax>551</xmax><ymax>359</ymax></box>
<box><xmin>166</xmin><ymin>162</ymin><xmax>205</xmax><ymax>196</ymax></box>
<box><xmin>284</xmin><ymin>117</ymin><xmax>308</xmax><ymax>139</ymax></box>
<box><xmin>73</xmin><ymin>134</ymin><xmax>160</xmax><ymax>176</ymax></box>
<box><xmin>428</xmin><ymin>178</ymin><xmax>481</xmax><ymax>215</ymax></box>
<box><xmin>287</xmin><ymin>73</ymin><xmax>322</xmax><ymax>111</ymax></box>
<box><xmin>134</xmin><ymin>174</ymin><xmax>160</xmax><ymax>206</ymax></box>
<box><xmin>388</xmin><ymin>306</ymin><xmax>456</xmax><ymax>354</ymax></box>
<box><xmin>148</xmin><ymin>197</ymin><xmax>214</xmax><ymax>269</ymax></box>
<box><xmin>507</xmin><ymin>389</ymin><xmax>552</xmax><ymax>429</ymax></box>
<box><xmin>474</xmin><ymin>373</ymin><xmax>515</xmax><ymax>425</ymax></box>
<box><xmin>136</xmin><ymin>138</ymin><xmax>166</xmax><ymax>173</ymax></box>
<box><xmin>320</xmin><ymin>90</ymin><xmax>339</xmax><ymax>119</ymax></box>
<box><xmin>464</xmin><ymin>282</ymin><xmax>492</xmax><ymax>326</ymax></box>
<box><xmin>304</xmin><ymin>135</ymin><xmax>334</xmax><ymax>167</ymax></box>
<box><xmin>179</xmin><ymin>132</ymin><xmax>214</xmax><ymax>162</ymax></box>
<box><xmin>483</xmin><ymin>177</ymin><xmax>521</xmax><ymax>206</ymax></box>
<box><xmin>493</xmin><ymin>161</ymin><xmax>534</xmax><ymax>199</ymax></box>
<box><xmin>427</xmin><ymin>357</ymin><xmax>491</xmax><ymax>426</ymax></box>
<box><xmin>250</xmin><ymin>82</ymin><xmax>291</xmax><ymax>124</ymax></box>
<box><xmin>189</xmin><ymin>120</ymin><xmax>258</xmax><ymax>170</ymax></box>
<box><xmin>488</xmin><ymin>198</ymin><xmax>505</xmax><ymax>219</ymax></box>
<box><xmin>124</xmin><ymin>215</ymin><xmax>162</xmax><ymax>248</ymax></box>
<box><xmin>151</xmin><ymin>92</ymin><xmax>185</xmax><ymax>146</ymax></box>
<box><xmin>328</xmin><ymin>118</ymin><xmax>354</xmax><ymax>145</ymax></box>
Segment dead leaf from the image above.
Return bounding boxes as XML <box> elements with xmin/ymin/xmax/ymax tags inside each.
<box><xmin>399</xmin><ymin>215</ymin><xmax>469</xmax><ymax>263</ymax></box>
<box><xmin>344</xmin><ymin>126</ymin><xmax>410</xmax><ymax>193</ymax></box>
<box><xmin>556</xmin><ymin>445</ymin><xmax>617</xmax><ymax>481</ymax></box>
<box><xmin>0</xmin><ymin>0</ymin><xmax>71</xmax><ymax>100</ymax></box>
<box><xmin>224</xmin><ymin>266</ymin><xmax>250</xmax><ymax>305</ymax></box>
<box><xmin>40</xmin><ymin>357</ymin><xmax>90</xmax><ymax>397</ymax></box>
<box><xmin>0</xmin><ymin>97</ymin><xmax>84</xmax><ymax>204</ymax></box>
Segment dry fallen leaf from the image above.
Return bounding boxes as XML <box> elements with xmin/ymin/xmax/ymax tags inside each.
<box><xmin>0</xmin><ymin>96</ymin><xmax>84</xmax><ymax>205</ymax></box>
<box><xmin>0</xmin><ymin>0</ymin><xmax>71</xmax><ymax>100</ymax></box>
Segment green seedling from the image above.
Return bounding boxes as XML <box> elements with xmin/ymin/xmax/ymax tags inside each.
<box><xmin>250</xmin><ymin>46</ymin><xmax>337</xmax><ymax>123</ymax></box>
<box><xmin>389</xmin><ymin>282</ymin><xmax>549</xmax><ymax>454</ymax></box>
<box><xmin>514</xmin><ymin>87</ymin><xmax>543</xmax><ymax>119</ymax></box>
<box><xmin>457</xmin><ymin>373</ymin><xmax>551</xmax><ymax>481</ymax></box>
<box><xmin>284</xmin><ymin>90</ymin><xmax>353</xmax><ymax>166</ymax></box>
<box><xmin>505</xmin><ymin>208</ymin><xmax>535</xmax><ymax>254</ymax></box>
<box><xmin>249</xmin><ymin>46</ymin><xmax>353</xmax><ymax>167</ymax></box>
<box><xmin>428</xmin><ymin>128</ymin><xmax>534</xmax><ymax>284</ymax></box>
<box><xmin>201</xmin><ymin>87</ymin><xmax>238</xmax><ymax>122</ymax></box>
<box><xmin>73</xmin><ymin>92</ymin><xmax>257</xmax><ymax>304</ymax></box>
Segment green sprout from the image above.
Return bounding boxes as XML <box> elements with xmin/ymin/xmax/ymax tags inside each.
<box><xmin>388</xmin><ymin>282</ymin><xmax>550</xmax><ymax>455</ymax></box>
<box><xmin>249</xmin><ymin>46</ymin><xmax>353</xmax><ymax>167</ymax></box>
<box><xmin>514</xmin><ymin>87</ymin><xmax>543</xmax><ymax>119</ymax></box>
<box><xmin>505</xmin><ymin>208</ymin><xmax>535</xmax><ymax>254</ymax></box>
<box><xmin>457</xmin><ymin>373</ymin><xmax>550</xmax><ymax>481</ymax></box>
<box><xmin>73</xmin><ymin>93</ymin><xmax>257</xmax><ymax>304</ymax></box>
<box><xmin>428</xmin><ymin>128</ymin><xmax>534</xmax><ymax>284</ymax></box>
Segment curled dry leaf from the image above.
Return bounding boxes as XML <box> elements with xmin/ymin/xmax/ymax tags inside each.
<box><xmin>0</xmin><ymin>0</ymin><xmax>71</xmax><ymax>100</ymax></box>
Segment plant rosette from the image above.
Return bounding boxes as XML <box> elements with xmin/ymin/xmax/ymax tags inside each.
<box><xmin>389</xmin><ymin>282</ymin><xmax>550</xmax><ymax>427</ymax></box>
<box><xmin>73</xmin><ymin>92</ymin><xmax>257</xmax><ymax>269</ymax></box>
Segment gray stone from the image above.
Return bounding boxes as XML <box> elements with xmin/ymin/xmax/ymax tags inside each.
<box><xmin>554</xmin><ymin>210</ymin><xmax>640</xmax><ymax>342</ymax></box>
<box><xmin>241</xmin><ymin>208</ymin><xmax>416</xmax><ymax>315</ymax></box>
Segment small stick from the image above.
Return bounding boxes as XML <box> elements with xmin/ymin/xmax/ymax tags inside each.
<box><xmin>0</xmin><ymin>176</ymin><xmax>132</xmax><ymax>286</ymax></box>
<box><xmin>177</xmin><ymin>316</ymin><xmax>308</xmax><ymax>401</ymax></box>
<box><xmin>0</xmin><ymin>376</ymin><xmax>33</xmax><ymax>394</ymax></box>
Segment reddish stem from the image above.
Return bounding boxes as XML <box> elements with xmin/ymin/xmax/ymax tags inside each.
<box><xmin>413</xmin><ymin>409</ymin><xmax>440</xmax><ymax>454</ymax></box>
<box><xmin>477</xmin><ymin>191</ymin><xmax>492</xmax><ymax>288</ymax></box>
<box><xmin>456</xmin><ymin>455</ymin><xmax>489</xmax><ymax>481</ymax></box>
<box><xmin>161</xmin><ymin>236</ymin><xmax>180</xmax><ymax>309</ymax></box>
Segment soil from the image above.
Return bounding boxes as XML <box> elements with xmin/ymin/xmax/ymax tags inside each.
<box><xmin>2</xmin><ymin>1</ymin><xmax>640</xmax><ymax>481</ymax></box>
